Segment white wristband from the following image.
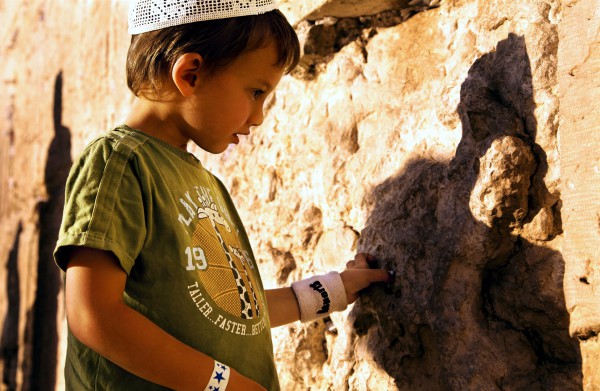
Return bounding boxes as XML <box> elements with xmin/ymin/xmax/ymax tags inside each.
<box><xmin>204</xmin><ymin>360</ymin><xmax>230</xmax><ymax>391</ymax></box>
<box><xmin>291</xmin><ymin>271</ymin><xmax>348</xmax><ymax>322</ymax></box>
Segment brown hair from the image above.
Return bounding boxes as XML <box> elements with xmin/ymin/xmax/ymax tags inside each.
<box><xmin>126</xmin><ymin>10</ymin><xmax>300</xmax><ymax>97</ymax></box>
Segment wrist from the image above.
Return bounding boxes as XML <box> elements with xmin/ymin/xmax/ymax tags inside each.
<box><xmin>204</xmin><ymin>360</ymin><xmax>230</xmax><ymax>391</ymax></box>
<box><xmin>291</xmin><ymin>271</ymin><xmax>348</xmax><ymax>322</ymax></box>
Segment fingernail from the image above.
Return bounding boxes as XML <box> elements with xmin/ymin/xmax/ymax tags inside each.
<box><xmin>323</xmin><ymin>316</ymin><xmax>338</xmax><ymax>334</ymax></box>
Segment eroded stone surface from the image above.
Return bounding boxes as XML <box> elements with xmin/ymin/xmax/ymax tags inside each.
<box><xmin>279</xmin><ymin>0</ymin><xmax>440</xmax><ymax>25</ymax></box>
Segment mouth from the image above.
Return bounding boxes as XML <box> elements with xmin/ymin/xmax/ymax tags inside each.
<box><xmin>232</xmin><ymin>131</ymin><xmax>250</xmax><ymax>144</ymax></box>
<box><xmin>232</xmin><ymin>132</ymin><xmax>247</xmax><ymax>144</ymax></box>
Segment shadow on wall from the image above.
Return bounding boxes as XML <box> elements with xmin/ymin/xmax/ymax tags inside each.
<box><xmin>25</xmin><ymin>71</ymin><xmax>72</xmax><ymax>391</ymax></box>
<box><xmin>353</xmin><ymin>34</ymin><xmax>582</xmax><ymax>389</ymax></box>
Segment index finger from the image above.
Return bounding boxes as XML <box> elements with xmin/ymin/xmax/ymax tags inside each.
<box><xmin>353</xmin><ymin>253</ymin><xmax>378</xmax><ymax>268</ymax></box>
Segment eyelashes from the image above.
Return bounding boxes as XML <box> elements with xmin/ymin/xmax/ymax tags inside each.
<box><xmin>252</xmin><ymin>89</ymin><xmax>266</xmax><ymax>99</ymax></box>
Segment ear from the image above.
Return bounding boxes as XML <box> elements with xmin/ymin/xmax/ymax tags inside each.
<box><xmin>171</xmin><ymin>53</ymin><xmax>203</xmax><ymax>97</ymax></box>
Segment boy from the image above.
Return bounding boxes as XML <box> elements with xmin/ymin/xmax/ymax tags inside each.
<box><xmin>54</xmin><ymin>1</ymin><xmax>390</xmax><ymax>390</ymax></box>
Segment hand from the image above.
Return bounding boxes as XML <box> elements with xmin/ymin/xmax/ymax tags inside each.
<box><xmin>340</xmin><ymin>253</ymin><xmax>391</xmax><ymax>304</ymax></box>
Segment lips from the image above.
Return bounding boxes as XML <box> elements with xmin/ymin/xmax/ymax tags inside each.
<box><xmin>231</xmin><ymin>130</ymin><xmax>250</xmax><ymax>145</ymax></box>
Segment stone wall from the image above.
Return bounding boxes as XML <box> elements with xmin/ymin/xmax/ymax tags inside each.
<box><xmin>0</xmin><ymin>0</ymin><xmax>598</xmax><ymax>390</ymax></box>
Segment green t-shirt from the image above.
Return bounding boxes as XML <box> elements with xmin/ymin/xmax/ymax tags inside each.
<box><xmin>54</xmin><ymin>126</ymin><xmax>279</xmax><ymax>390</ymax></box>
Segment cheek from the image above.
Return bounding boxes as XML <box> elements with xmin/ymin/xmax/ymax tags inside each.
<box><xmin>225</xmin><ymin>96</ymin><xmax>252</xmax><ymax>121</ymax></box>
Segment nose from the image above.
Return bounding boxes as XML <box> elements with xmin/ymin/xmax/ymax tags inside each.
<box><xmin>248</xmin><ymin>104</ymin><xmax>264</xmax><ymax>127</ymax></box>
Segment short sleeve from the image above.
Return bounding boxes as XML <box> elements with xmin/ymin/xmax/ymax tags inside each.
<box><xmin>54</xmin><ymin>136</ymin><xmax>147</xmax><ymax>274</ymax></box>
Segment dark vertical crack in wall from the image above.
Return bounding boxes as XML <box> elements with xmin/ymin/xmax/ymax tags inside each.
<box><xmin>28</xmin><ymin>71</ymin><xmax>72</xmax><ymax>391</ymax></box>
<box><xmin>1</xmin><ymin>223</ymin><xmax>22</xmax><ymax>391</ymax></box>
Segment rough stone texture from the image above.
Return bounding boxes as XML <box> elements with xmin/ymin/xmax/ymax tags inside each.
<box><xmin>279</xmin><ymin>0</ymin><xmax>441</xmax><ymax>23</ymax></box>
<box><xmin>0</xmin><ymin>0</ymin><xmax>598</xmax><ymax>390</ymax></box>
<box><xmin>558</xmin><ymin>0</ymin><xmax>600</xmax><ymax>388</ymax></box>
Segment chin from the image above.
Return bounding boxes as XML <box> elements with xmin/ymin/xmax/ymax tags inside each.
<box><xmin>206</xmin><ymin>144</ymin><xmax>231</xmax><ymax>155</ymax></box>
<box><xmin>192</xmin><ymin>139</ymin><xmax>228</xmax><ymax>155</ymax></box>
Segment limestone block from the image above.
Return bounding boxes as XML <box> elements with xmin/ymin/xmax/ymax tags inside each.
<box><xmin>558</xmin><ymin>0</ymin><xmax>600</xmax><ymax>386</ymax></box>
<box><xmin>581</xmin><ymin>337</ymin><xmax>600</xmax><ymax>391</ymax></box>
<box><xmin>279</xmin><ymin>0</ymin><xmax>414</xmax><ymax>24</ymax></box>
<box><xmin>559</xmin><ymin>0</ymin><xmax>600</xmax><ymax>337</ymax></box>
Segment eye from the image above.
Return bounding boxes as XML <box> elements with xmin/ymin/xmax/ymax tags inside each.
<box><xmin>252</xmin><ymin>89</ymin><xmax>265</xmax><ymax>99</ymax></box>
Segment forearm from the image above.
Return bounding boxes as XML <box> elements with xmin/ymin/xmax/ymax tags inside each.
<box><xmin>65</xmin><ymin>247</ymin><xmax>263</xmax><ymax>390</ymax></box>
<box><xmin>265</xmin><ymin>287</ymin><xmax>300</xmax><ymax>327</ymax></box>
<box><xmin>70</xmin><ymin>298</ymin><xmax>213</xmax><ymax>390</ymax></box>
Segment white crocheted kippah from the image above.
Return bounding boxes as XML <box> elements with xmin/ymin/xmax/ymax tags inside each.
<box><xmin>128</xmin><ymin>0</ymin><xmax>279</xmax><ymax>34</ymax></box>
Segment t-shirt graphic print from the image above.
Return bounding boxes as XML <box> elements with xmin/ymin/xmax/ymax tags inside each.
<box><xmin>178</xmin><ymin>184</ymin><xmax>266</xmax><ymax>333</ymax></box>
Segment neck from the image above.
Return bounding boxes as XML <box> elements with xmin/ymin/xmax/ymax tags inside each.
<box><xmin>124</xmin><ymin>97</ymin><xmax>190</xmax><ymax>151</ymax></box>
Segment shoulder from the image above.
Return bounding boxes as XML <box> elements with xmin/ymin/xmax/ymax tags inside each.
<box><xmin>80</xmin><ymin>127</ymin><xmax>150</xmax><ymax>161</ymax></box>
<box><xmin>66</xmin><ymin>128</ymin><xmax>154</xmax><ymax>191</ymax></box>
<box><xmin>73</xmin><ymin>127</ymin><xmax>151</xmax><ymax>169</ymax></box>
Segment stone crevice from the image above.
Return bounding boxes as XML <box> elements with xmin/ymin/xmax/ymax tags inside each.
<box><xmin>293</xmin><ymin>4</ymin><xmax>440</xmax><ymax>79</ymax></box>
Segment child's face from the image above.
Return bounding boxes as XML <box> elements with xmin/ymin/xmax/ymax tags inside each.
<box><xmin>182</xmin><ymin>42</ymin><xmax>285</xmax><ymax>154</ymax></box>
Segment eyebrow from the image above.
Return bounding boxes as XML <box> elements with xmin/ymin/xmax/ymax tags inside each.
<box><xmin>256</xmin><ymin>80</ymin><xmax>274</xmax><ymax>91</ymax></box>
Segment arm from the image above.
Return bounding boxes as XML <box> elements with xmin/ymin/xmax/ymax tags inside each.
<box><xmin>65</xmin><ymin>246</ymin><xmax>265</xmax><ymax>391</ymax></box>
<box><xmin>266</xmin><ymin>253</ymin><xmax>390</xmax><ymax>327</ymax></box>
<box><xmin>265</xmin><ymin>288</ymin><xmax>300</xmax><ymax>327</ymax></box>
